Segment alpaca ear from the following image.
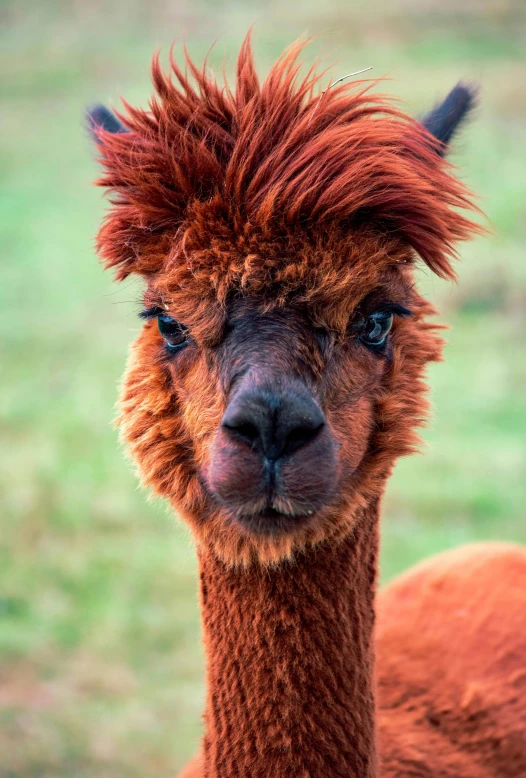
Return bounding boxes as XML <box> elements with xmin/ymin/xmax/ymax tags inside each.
<box><xmin>420</xmin><ymin>83</ymin><xmax>478</xmax><ymax>156</ymax></box>
<box><xmin>86</xmin><ymin>105</ymin><xmax>148</xmax><ymax>281</ymax></box>
<box><xmin>86</xmin><ymin>104</ymin><xmax>128</xmax><ymax>144</ymax></box>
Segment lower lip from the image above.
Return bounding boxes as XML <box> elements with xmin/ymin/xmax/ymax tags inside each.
<box><xmin>235</xmin><ymin>507</ymin><xmax>313</xmax><ymax>535</ymax></box>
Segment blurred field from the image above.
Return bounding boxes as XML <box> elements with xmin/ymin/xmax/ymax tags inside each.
<box><xmin>1</xmin><ymin>1</ymin><xmax>525</xmax><ymax>775</ymax></box>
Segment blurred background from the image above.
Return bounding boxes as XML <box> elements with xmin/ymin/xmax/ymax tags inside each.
<box><xmin>1</xmin><ymin>0</ymin><xmax>525</xmax><ymax>775</ymax></box>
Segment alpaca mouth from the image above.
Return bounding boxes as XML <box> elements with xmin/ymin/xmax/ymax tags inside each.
<box><xmin>235</xmin><ymin>505</ymin><xmax>315</xmax><ymax>536</ymax></box>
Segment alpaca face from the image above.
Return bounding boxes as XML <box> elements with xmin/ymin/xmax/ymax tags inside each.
<box><xmin>118</xmin><ymin>236</ymin><xmax>440</xmax><ymax>565</ymax></box>
<box><xmin>90</xmin><ymin>38</ymin><xmax>479</xmax><ymax>564</ymax></box>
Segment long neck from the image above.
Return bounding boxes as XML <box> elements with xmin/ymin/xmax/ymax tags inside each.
<box><xmin>198</xmin><ymin>500</ymin><xmax>380</xmax><ymax>778</ymax></box>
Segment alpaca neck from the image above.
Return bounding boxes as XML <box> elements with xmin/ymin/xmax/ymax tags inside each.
<box><xmin>198</xmin><ymin>501</ymin><xmax>380</xmax><ymax>778</ymax></box>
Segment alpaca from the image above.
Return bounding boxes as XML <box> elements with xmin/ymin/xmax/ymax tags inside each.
<box><xmin>88</xmin><ymin>37</ymin><xmax>526</xmax><ymax>778</ymax></box>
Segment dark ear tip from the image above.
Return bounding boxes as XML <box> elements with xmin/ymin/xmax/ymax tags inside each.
<box><xmin>86</xmin><ymin>104</ymin><xmax>128</xmax><ymax>141</ymax></box>
<box><xmin>449</xmin><ymin>81</ymin><xmax>479</xmax><ymax>113</ymax></box>
<box><xmin>421</xmin><ymin>81</ymin><xmax>480</xmax><ymax>155</ymax></box>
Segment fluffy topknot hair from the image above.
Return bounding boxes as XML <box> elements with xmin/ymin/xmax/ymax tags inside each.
<box><xmin>91</xmin><ymin>34</ymin><xmax>480</xmax><ymax>298</ymax></box>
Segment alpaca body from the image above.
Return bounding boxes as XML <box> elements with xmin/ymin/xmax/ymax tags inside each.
<box><xmin>377</xmin><ymin>541</ymin><xmax>526</xmax><ymax>777</ymax></box>
<box><xmin>178</xmin><ymin>541</ymin><xmax>526</xmax><ymax>778</ymax></box>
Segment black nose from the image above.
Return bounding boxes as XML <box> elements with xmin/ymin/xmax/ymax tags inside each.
<box><xmin>221</xmin><ymin>386</ymin><xmax>326</xmax><ymax>461</ymax></box>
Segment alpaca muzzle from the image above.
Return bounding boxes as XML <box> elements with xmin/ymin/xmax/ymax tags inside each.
<box><xmin>206</xmin><ymin>380</ymin><xmax>338</xmax><ymax>535</ymax></box>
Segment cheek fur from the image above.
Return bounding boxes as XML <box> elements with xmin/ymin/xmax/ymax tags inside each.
<box><xmin>322</xmin><ymin>344</ymin><xmax>386</xmax><ymax>474</ymax></box>
<box><xmin>328</xmin><ymin>394</ymin><xmax>376</xmax><ymax>477</ymax></box>
<box><xmin>171</xmin><ymin>352</ymin><xmax>225</xmax><ymax>471</ymax></box>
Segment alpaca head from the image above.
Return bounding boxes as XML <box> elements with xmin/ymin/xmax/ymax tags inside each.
<box><xmin>89</xmin><ymin>37</ymin><xmax>481</xmax><ymax>565</ymax></box>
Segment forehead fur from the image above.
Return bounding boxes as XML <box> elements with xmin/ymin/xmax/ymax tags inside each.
<box><xmin>94</xmin><ymin>35</ymin><xmax>480</xmax><ymax>320</ymax></box>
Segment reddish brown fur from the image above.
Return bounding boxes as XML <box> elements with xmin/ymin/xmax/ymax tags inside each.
<box><xmin>196</xmin><ymin>506</ymin><xmax>379</xmax><ymax>778</ymax></box>
<box><xmin>91</xmin><ymin>34</ymin><xmax>525</xmax><ymax>778</ymax></box>
<box><xmin>376</xmin><ymin>543</ymin><xmax>526</xmax><ymax>776</ymax></box>
<box><xmin>177</xmin><ymin>542</ymin><xmax>526</xmax><ymax>778</ymax></box>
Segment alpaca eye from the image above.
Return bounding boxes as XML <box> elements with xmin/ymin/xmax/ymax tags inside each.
<box><xmin>157</xmin><ymin>315</ymin><xmax>189</xmax><ymax>353</ymax></box>
<box><xmin>360</xmin><ymin>312</ymin><xmax>394</xmax><ymax>349</ymax></box>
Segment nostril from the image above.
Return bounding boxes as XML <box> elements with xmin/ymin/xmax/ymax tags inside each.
<box><xmin>222</xmin><ymin>418</ymin><xmax>260</xmax><ymax>447</ymax></box>
<box><xmin>284</xmin><ymin>421</ymin><xmax>325</xmax><ymax>456</ymax></box>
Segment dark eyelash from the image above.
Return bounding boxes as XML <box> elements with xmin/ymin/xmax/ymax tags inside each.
<box><xmin>351</xmin><ymin>303</ymin><xmax>412</xmax><ymax>329</ymax></box>
<box><xmin>139</xmin><ymin>306</ymin><xmax>164</xmax><ymax>320</ymax></box>
<box><xmin>374</xmin><ymin>303</ymin><xmax>412</xmax><ymax>318</ymax></box>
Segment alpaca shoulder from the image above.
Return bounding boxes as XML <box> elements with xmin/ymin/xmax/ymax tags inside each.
<box><xmin>376</xmin><ymin>542</ymin><xmax>526</xmax><ymax>777</ymax></box>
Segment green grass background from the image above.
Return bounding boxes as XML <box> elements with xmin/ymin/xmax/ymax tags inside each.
<box><xmin>1</xmin><ymin>1</ymin><xmax>525</xmax><ymax>775</ymax></box>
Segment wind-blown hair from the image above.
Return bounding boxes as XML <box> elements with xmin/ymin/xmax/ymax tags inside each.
<box><xmin>93</xmin><ymin>35</ymin><xmax>480</xmax><ymax>303</ymax></box>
